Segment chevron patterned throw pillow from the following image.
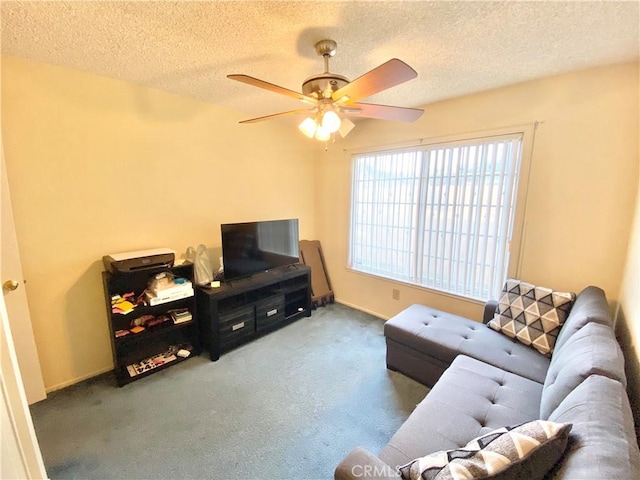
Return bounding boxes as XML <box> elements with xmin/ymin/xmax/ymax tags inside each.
<box><xmin>398</xmin><ymin>420</ymin><xmax>572</xmax><ymax>480</ymax></box>
<box><xmin>487</xmin><ymin>279</ymin><xmax>576</xmax><ymax>356</ymax></box>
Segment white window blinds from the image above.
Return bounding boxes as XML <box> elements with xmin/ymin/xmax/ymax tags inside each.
<box><xmin>349</xmin><ymin>133</ymin><xmax>523</xmax><ymax>300</ymax></box>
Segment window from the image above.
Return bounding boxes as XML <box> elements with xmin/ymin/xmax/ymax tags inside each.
<box><xmin>349</xmin><ymin>133</ymin><xmax>525</xmax><ymax>300</ymax></box>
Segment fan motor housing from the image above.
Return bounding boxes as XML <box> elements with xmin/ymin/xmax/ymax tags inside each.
<box><xmin>302</xmin><ymin>73</ymin><xmax>350</xmax><ymax>99</ymax></box>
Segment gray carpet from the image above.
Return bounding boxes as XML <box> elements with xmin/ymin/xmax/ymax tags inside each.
<box><xmin>30</xmin><ymin>303</ymin><xmax>428</xmax><ymax>480</ymax></box>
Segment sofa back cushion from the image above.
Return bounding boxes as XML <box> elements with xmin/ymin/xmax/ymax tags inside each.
<box><xmin>546</xmin><ymin>375</ymin><xmax>639</xmax><ymax>479</ymax></box>
<box><xmin>540</xmin><ymin>322</ymin><xmax>626</xmax><ymax>419</ymax></box>
<box><xmin>553</xmin><ymin>286</ymin><xmax>611</xmax><ymax>354</ymax></box>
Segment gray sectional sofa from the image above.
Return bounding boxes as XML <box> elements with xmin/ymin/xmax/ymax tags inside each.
<box><xmin>334</xmin><ymin>286</ymin><xmax>640</xmax><ymax>479</ymax></box>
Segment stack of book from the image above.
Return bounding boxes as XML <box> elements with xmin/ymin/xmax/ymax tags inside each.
<box><xmin>145</xmin><ymin>277</ymin><xmax>194</xmax><ymax>306</ymax></box>
<box><xmin>169</xmin><ymin>308</ymin><xmax>192</xmax><ymax>324</ymax></box>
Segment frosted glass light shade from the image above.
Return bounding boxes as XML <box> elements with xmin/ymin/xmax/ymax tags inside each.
<box><xmin>321</xmin><ymin>110</ymin><xmax>342</xmax><ymax>133</ymax></box>
<box><xmin>314</xmin><ymin>125</ymin><xmax>331</xmax><ymax>141</ymax></box>
<box><xmin>298</xmin><ymin>117</ymin><xmax>317</xmax><ymax>138</ymax></box>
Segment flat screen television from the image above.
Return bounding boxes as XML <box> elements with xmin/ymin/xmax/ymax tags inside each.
<box><xmin>221</xmin><ymin>219</ymin><xmax>300</xmax><ymax>281</ymax></box>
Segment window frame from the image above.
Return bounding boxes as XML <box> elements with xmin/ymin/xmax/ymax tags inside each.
<box><xmin>346</xmin><ymin>125</ymin><xmax>535</xmax><ymax>302</ymax></box>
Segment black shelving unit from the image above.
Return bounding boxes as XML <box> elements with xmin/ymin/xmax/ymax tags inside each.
<box><xmin>196</xmin><ymin>264</ymin><xmax>312</xmax><ymax>361</ymax></box>
<box><xmin>102</xmin><ymin>262</ymin><xmax>200</xmax><ymax>386</ymax></box>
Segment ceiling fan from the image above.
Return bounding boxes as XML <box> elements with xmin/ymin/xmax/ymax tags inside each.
<box><xmin>228</xmin><ymin>39</ymin><xmax>424</xmax><ymax>141</ymax></box>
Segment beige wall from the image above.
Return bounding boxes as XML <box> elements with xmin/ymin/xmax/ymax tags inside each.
<box><xmin>1</xmin><ymin>56</ymin><xmax>316</xmax><ymax>391</ymax></box>
<box><xmin>621</xmin><ymin>190</ymin><xmax>640</xmax><ymax>355</ymax></box>
<box><xmin>317</xmin><ymin>62</ymin><xmax>639</xmax><ymax>322</ymax></box>
<box><xmin>2</xmin><ymin>55</ymin><xmax>638</xmax><ymax>392</ymax></box>
<box><xmin>618</xmin><ymin>184</ymin><xmax>640</xmax><ymax>420</ymax></box>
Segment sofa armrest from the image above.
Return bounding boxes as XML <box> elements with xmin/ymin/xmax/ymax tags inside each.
<box><xmin>483</xmin><ymin>300</ymin><xmax>499</xmax><ymax>324</ymax></box>
<box><xmin>334</xmin><ymin>447</ymin><xmax>401</xmax><ymax>480</ymax></box>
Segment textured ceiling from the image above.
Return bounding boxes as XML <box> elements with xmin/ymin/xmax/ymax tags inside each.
<box><xmin>1</xmin><ymin>1</ymin><xmax>639</xmax><ymax>122</ymax></box>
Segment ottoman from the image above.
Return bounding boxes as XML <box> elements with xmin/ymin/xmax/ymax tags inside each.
<box><xmin>384</xmin><ymin>304</ymin><xmax>550</xmax><ymax>387</ymax></box>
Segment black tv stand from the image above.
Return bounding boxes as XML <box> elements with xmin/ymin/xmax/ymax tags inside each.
<box><xmin>196</xmin><ymin>264</ymin><xmax>312</xmax><ymax>361</ymax></box>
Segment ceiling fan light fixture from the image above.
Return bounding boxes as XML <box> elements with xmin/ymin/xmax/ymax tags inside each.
<box><xmin>321</xmin><ymin>110</ymin><xmax>342</xmax><ymax>133</ymax></box>
<box><xmin>314</xmin><ymin>125</ymin><xmax>331</xmax><ymax>141</ymax></box>
<box><xmin>298</xmin><ymin>117</ymin><xmax>317</xmax><ymax>138</ymax></box>
<box><xmin>230</xmin><ymin>39</ymin><xmax>423</xmax><ymax>146</ymax></box>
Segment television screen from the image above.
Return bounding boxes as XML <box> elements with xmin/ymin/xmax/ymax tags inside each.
<box><xmin>221</xmin><ymin>219</ymin><xmax>300</xmax><ymax>281</ymax></box>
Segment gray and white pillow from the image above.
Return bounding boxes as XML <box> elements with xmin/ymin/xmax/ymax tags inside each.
<box><xmin>398</xmin><ymin>420</ymin><xmax>572</xmax><ymax>480</ymax></box>
<box><xmin>488</xmin><ymin>279</ymin><xmax>576</xmax><ymax>356</ymax></box>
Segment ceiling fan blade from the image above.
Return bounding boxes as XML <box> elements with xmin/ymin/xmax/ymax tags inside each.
<box><xmin>239</xmin><ymin>109</ymin><xmax>311</xmax><ymax>124</ymax></box>
<box><xmin>346</xmin><ymin>102</ymin><xmax>424</xmax><ymax>123</ymax></box>
<box><xmin>331</xmin><ymin>59</ymin><xmax>417</xmax><ymax>103</ymax></box>
<box><xmin>228</xmin><ymin>74</ymin><xmax>317</xmax><ymax>105</ymax></box>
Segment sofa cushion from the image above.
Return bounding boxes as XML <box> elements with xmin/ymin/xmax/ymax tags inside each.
<box><xmin>398</xmin><ymin>420</ymin><xmax>571</xmax><ymax>480</ymax></box>
<box><xmin>540</xmin><ymin>322</ymin><xmax>626</xmax><ymax>419</ymax></box>
<box><xmin>553</xmin><ymin>286</ymin><xmax>611</xmax><ymax>354</ymax></box>
<box><xmin>384</xmin><ymin>305</ymin><xmax>550</xmax><ymax>384</ymax></box>
<box><xmin>547</xmin><ymin>375</ymin><xmax>640</xmax><ymax>479</ymax></box>
<box><xmin>488</xmin><ymin>279</ymin><xmax>575</xmax><ymax>356</ymax></box>
<box><xmin>379</xmin><ymin>355</ymin><xmax>543</xmax><ymax>469</ymax></box>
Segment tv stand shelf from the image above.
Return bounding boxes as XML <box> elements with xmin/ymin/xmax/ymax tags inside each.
<box><xmin>196</xmin><ymin>265</ymin><xmax>312</xmax><ymax>361</ymax></box>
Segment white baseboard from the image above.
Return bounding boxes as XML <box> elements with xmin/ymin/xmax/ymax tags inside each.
<box><xmin>334</xmin><ymin>298</ymin><xmax>389</xmax><ymax>320</ymax></box>
<box><xmin>45</xmin><ymin>366</ymin><xmax>113</xmax><ymax>394</ymax></box>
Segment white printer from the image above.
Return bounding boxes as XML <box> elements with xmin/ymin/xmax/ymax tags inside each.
<box><xmin>103</xmin><ymin>248</ymin><xmax>175</xmax><ymax>274</ymax></box>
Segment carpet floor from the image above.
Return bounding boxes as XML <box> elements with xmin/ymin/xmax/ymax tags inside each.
<box><xmin>30</xmin><ymin>303</ymin><xmax>428</xmax><ymax>480</ymax></box>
